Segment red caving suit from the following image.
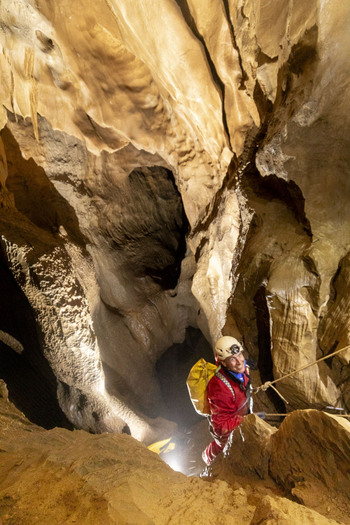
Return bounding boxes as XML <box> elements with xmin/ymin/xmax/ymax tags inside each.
<box><xmin>203</xmin><ymin>365</ymin><xmax>250</xmax><ymax>465</ymax></box>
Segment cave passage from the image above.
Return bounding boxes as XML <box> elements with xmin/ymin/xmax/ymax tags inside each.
<box><xmin>107</xmin><ymin>165</ymin><xmax>189</xmax><ymax>290</ymax></box>
<box><xmin>156</xmin><ymin>327</ymin><xmax>214</xmax><ymax>428</ymax></box>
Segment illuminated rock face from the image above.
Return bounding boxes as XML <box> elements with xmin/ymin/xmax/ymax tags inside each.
<box><xmin>0</xmin><ymin>386</ymin><xmax>345</xmax><ymax>525</ymax></box>
<box><xmin>211</xmin><ymin>411</ymin><xmax>350</xmax><ymax>524</ymax></box>
<box><xmin>0</xmin><ymin>0</ymin><xmax>349</xmax><ymax>437</ymax></box>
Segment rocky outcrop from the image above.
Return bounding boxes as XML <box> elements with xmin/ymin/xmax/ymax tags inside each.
<box><xmin>207</xmin><ymin>411</ymin><xmax>350</xmax><ymax>524</ymax></box>
<box><xmin>269</xmin><ymin>410</ymin><xmax>350</xmax><ymax>521</ymax></box>
<box><xmin>0</xmin><ymin>382</ymin><xmax>343</xmax><ymax>525</ymax></box>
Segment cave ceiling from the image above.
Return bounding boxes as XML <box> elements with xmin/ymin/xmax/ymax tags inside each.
<box><xmin>0</xmin><ymin>0</ymin><xmax>349</xmax><ymax>439</ymax></box>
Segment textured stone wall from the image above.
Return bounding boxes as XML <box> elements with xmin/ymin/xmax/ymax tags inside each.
<box><xmin>1</xmin><ymin>383</ymin><xmax>347</xmax><ymax>524</ymax></box>
<box><xmin>0</xmin><ymin>0</ymin><xmax>349</xmax><ymax>437</ymax></box>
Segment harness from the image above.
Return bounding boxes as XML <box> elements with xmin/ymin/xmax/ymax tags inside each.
<box><xmin>215</xmin><ymin>371</ymin><xmax>236</xmax><ymax>400</ymax></box>
<box><xmin>215</xmin><ymin>367</ymin><xmax>253</xmax><ymax>414</ymax></box>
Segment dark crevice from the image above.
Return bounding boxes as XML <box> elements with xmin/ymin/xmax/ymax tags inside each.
<box><xmin>100</xmin><ymin>296</ymin><xmax>124</xmax><ymax>317</ymax></box>
<box><xmin>326</xmin><ymin>257</ymin><xmax>344</xmax><ymax>305</ymax></box>
<box><xmin>301</xmin><ymin>255</ymin><xmax>321</xmax><ymax>315</ymax></box>
<box><xmin>107</xmin><ymin>165</ymin><xmax>189</xmax><ymax>290</ymax></box>
<box><xmin>194</xmin><ymin>236</ymin><xmax>208</xmax><ymax>264</ymax></box>
<box><xmin>252</xmin><ymin>80</ymin><xmax>274</xmax><ymax>130</ymax></box>
<box><xmin>240</xmin><ymin>167</ymin><xmax>312</xmax><ymax>237</ymax></box>
<box><xmin>174</xmin><ymin>0</ymin><xmax>231</xmax><ymax>146</ymax></box>
<box><xmin>77</xmin><ymin>394</ymin><xmax>88</xmax><ymax>411</ymax></box>
<box><xmin>0</xmin><ymin>251</ymin><xmax>73</xmax><ymax>430</ymax></box>
<box><xmin>235</xmin><ymin>83</ymin><xmax>272</xmax><ymax>179</ymax></box>
<box><xmin>222</xmin><ymin>0</ymin><xmax>249</xmax><ymax>88</ymax></box>
<box><xmin>257</xmin><ymin>50</ymin><xmax>278</xmax><ymax>67</ymax></box>
<box><xmin>122</xmin><ymin>424</ymin><xmax>131</xmax><ymax>435</ymax></box>
<box><xmin>35</xmin><ymin>30</ymin><xmax>55</xmax><ymax>53</ymax></box>
<box><xmin>156</xmin><ymin>326</ymin><xmax>213</xmax><ymax>428</ymax></box>
<box><xmin>287</xmin><ymin>26</ymin><xmax>318</xmax><ymax>76</ymax></box>
<box><xmin>253</xmin><ymin>285</ymin><xmax>286</xmax><ymax>413</ymax></box>
<box><xmin>143</xmin><ymin>194</ymin><xmax>188</xmax><ymax>289</ymax></box>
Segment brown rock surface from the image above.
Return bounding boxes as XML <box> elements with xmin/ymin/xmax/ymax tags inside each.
<box><xmin>269</xmin><ymin>410</ymin><xmax>350</xmax><ymax>523</ymax></box>
<box><xmin>0</xmin><ymin>383</ymin><xmax>343</xmax><ymax>525</ymax></box>
<box><xmin>205</xmin><ymin>411</ymin><xmax>350</xmax><ymax>525</ymax></box>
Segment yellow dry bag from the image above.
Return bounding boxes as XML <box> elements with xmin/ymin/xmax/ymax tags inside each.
<box><xmin>186</xmin><ymin>358</ymin><xmax>217</xmax><ymax>416</ymax></box>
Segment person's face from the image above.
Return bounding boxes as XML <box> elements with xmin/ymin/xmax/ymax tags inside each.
<box><xmin>224</xmin><ymin>351</ymin><xmax>245</xmax><ymax>373</ymax></box>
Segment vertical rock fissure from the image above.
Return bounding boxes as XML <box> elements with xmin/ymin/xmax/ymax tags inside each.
<box><xmin>173</xmin><ymin>0</ymin><xmax>232</xmax><ymax>147</ymax></box>
<box><xmin>222</xmin><ymin>0</ymin><xmax>248</xmax><ymax>89</ymax></box>
<box><xmin>253</xmin><ymin>285</ymin><xmax>286</xmax><ymax>414</ymax></box>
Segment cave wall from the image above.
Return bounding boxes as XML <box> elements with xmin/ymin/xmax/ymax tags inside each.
<box><xmin>0</xmin><ymin>0</ymin><xmax>349</xmax><ymax>438</ymax></box>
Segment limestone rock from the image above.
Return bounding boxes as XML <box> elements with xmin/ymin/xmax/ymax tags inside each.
<box><xmin>220</xmin><ymin>414</ymin><xmax>277</xmax><ymax>481</ymax></box>
<box><xmin>207</xmin><ymin>410</ymin><xmax>350</xmax><ymax>524</ymax></box>
<box><xmin>250</xmin><ymin>1</ymin><xmax>350</xmax><ymax>408</ymax></box>
<box><xmin>250</xmin><ymin>494</ymin><xmax>335</xmax><ymax>525</ymax></box>
<box><xmin>269</xmin><ymin>410</ymin><xmax>350</xmax><ymax>523</ymax></box>
<box><xmin>0</xmin><ymin>386</ymin><xmax>341</xmax><ymax>525</ymax></box>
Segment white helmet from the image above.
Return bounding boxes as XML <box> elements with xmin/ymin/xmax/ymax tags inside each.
<box><xmin>214</xmin><ymin>336</ymin><xmax>243</xmax><ymax>362</ymax></box>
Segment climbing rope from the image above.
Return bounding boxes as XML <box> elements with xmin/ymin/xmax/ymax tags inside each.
<box><xmin>254</xmin><ymin>343</ymin><xmax>350</xmax><ymax>396</ymax></box>
<box><xmin>253</xmin><ymin>343</ymin><xmax>350</xmax><ymax>418</ymax></box>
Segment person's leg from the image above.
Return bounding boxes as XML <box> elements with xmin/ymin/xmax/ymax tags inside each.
<box><xmin>202</xmin><ymin>436</ymin><xmax>227</xmax><ymax>465</ymax></box>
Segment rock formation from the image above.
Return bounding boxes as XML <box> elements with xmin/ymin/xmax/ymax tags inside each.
<box><xmin>208</xmin><ymin>410</ymin><xmax>350</xmax><ymax>524</ymax></box>
<box><xmin>0</xmin><ymin>0</ymin><xmax>349</xmax><ymax>447</ymax></box>
<box><xmin>1</xmin><ymin>382</ymin><xmax>348</xmax><ymax>524</ymax></box>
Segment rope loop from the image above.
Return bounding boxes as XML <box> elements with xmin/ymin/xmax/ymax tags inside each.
<box><xmin>256</xmin><ymin>381</ymin><xmax>272</xmax><ymax>392</ymax></box>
